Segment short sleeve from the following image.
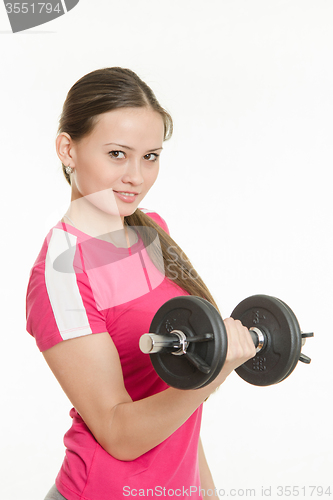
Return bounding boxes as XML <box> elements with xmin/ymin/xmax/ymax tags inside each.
<box><xmin>26</xmin><ymin>228</ymin><xmax>107</xmax><ymax>352</ymax></box>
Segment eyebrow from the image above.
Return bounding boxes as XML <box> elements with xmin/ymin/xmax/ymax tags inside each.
<box><xmin>103</xmin><ymin>143</ymin><xmax>163</xmax><ymax>152</ymax></box>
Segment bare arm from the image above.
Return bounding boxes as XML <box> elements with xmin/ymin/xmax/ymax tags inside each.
<box><xmin>43</xmin><ymin>318</ymin><xmax>255</xmax><ymax>461</ymax></box>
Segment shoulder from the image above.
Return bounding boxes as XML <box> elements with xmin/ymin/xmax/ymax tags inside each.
<box><xmin>27</xmin><ymin>223</ymin><xmax>83</xmax><ymax>278</ymax></box>
<box><xmin>138</xmin><ymin>208</ymin><xmax>170</xmax><ymax>235</ymax></box>
<box><xmin>26</xmin><ymin>223</ymin><xmax>106</xmax><ymax>352</ymax></box>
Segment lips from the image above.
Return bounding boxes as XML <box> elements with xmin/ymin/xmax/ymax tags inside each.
<box><xmin>113</xmin><ymin>190</ymin><xmax>140</xmax><ymax>203</ymax></box>
<box><xmin>113</xmin><ymin>191</ymin><xmax>140</xmax><ymax>195</ymax></box>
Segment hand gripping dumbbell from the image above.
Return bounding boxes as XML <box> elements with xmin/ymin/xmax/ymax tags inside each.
<box><xmin>139</xmin><ymin>295</ymin><xmax>313</xmax><ymax>390</ymax></box>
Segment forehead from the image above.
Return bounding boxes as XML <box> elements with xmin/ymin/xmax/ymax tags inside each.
<box><xmin>89</xmin><ymin>107</ymin><xmax>164</xmax><ymax>145</ymax></box>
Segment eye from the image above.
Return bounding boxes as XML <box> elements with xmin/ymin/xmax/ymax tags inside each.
<box><xmin>143</xmin><ymin>153</ymin><xmax>159</xmax><ymax>162</ymax></box>
<box><xmin>109</xmin><ymin>151</ymin><xmax>126</xmax><ymax>159</ymax></box>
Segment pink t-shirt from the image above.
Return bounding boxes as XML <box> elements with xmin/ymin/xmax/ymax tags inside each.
<box><xmin>26</xmin><ymin>210</ymin><xmax>203</xmax><ymax>500</ymax></box>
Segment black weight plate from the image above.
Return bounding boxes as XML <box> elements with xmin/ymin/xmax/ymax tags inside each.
<box><xmin>231</xmin><ymin>295</ymin><xmax>302</xmax><ymax>386</ymax></box>
<box><xmin>149</xmin><ymin>296</ymin><xmax>227</xmax><ymax>390</ymax></box>
<box><xmin>191</xmin><ymin>297</ymin><xmax>228</xmax><ymax>388</ymax></box>
<box><xmin>273</xmin><ymin>298</ymin><xmax>302</xmax><ymax>382</ymax></box>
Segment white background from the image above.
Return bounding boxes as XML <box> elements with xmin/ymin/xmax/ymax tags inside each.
<box><xmin>0</xmin><ymin>1</ymin><xmax>332</xmax><ymax>499</ymax></box>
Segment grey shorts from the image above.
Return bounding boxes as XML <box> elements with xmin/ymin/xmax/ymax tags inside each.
<box><xmin>44</xmin><ymin>484</ymin><xmax>67</xmax><ymax>500</ymax></box>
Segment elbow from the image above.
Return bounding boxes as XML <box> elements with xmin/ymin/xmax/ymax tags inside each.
<box><xmin>100</xmin><ymin>437</ymin><xmax>145</xmax><ymax>462</ymax></box>
<box><xmin>96</xmin><ymin>404</ymin><xmax>147</xmax><ymax>462</ymax></box>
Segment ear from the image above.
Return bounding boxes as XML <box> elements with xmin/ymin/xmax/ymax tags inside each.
<box><xmin>56</xmin><ymin>133</ymin><xmax>76</xmax><ymax>167</ymax></box>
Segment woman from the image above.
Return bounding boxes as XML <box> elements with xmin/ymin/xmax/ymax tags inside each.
<box><xmin>26</xmin><ymin>67</ymin><xmax>255</xmax><ymax>500</ymax></box>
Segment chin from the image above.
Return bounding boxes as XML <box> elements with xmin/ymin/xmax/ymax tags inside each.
<box><xmin>121</xmin><ymin>207</ymin><xmax>138</xmax><ymax>218</ymax></box>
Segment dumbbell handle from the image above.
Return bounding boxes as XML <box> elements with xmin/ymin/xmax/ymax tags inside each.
<box><xmin>140</xmin><ymin>327</ymin><xmax>266</xmax><ymax>355</ymax></box>
<box><xmin>249</xmin><ymin>327</ymin><xmax>266</xmax><ymax>353</ymax></box>
<box><xmin>139</xmin><ymin>333</ymin><xmax>183</xmax><ymax>354</ymax></box>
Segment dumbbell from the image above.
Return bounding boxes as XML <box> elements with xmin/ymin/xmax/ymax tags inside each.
<box><xmin>139</xmin><ymin>295</ymin><xmax>313</xmax><ymax>389</ymax></box>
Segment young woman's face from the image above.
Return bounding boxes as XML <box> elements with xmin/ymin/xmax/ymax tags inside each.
<box><xmin>69</xmin><ymin>107</ymin><xmax>165</xmax><ymax>218</ymax></box>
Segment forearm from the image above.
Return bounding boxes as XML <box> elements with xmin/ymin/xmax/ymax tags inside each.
<box><xmin>59</xmin><ymin>319</ymin><xmax>255</xmax><ymax>462</ymax></box>
<box><xmin>97</xmin><ymin>318</ymin><xmax>256</xmax><ymax>461</ymax></box>
<box><xmin>99</xmin><ymin>383</ymin><xmax>220</xmax><ymax>461</ymax></box>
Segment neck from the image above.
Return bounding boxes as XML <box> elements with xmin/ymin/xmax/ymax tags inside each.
<box><xmin>67</xmin><ymin>191</ymin><xmax>125</xmax><ymax>237</ymax></box>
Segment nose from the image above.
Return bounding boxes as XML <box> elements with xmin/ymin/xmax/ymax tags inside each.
<box><xmin>121</xmin><ymin>157</ymin><xmax>144</xmax><ymax>186</ymax></box>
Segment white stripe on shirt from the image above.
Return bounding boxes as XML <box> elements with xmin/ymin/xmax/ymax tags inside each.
<box><xmin>45</xmin><ymin>228</ymin><xmax>93</xmax><ymax>340</ymax></box>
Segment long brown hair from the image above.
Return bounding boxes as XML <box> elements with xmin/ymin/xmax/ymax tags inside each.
<box><xmin>57</xmin><ymin>67</ymin><xmax>220</xmax><ymax>312</ymax></box>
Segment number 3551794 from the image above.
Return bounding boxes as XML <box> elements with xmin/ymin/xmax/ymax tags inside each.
<box><xmin>5</xmin><ymin>3</ymin><xmax>61</xmax><ymax>14</ymax></box>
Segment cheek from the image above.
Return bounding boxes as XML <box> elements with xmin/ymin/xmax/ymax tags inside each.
<box><xmin>75</xmin><ymin>169</ymin><xmax>101</xmax><ymax>198</ymax></box>
<box><xmin>146</xmin><ymin>166</ymin><xmax>159</xmax><ymax>188</ymax></box>
<box><xmin>75</xmin><ymin>158</ymin><xmax>118</xmax><ymax>195</ymax></box>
